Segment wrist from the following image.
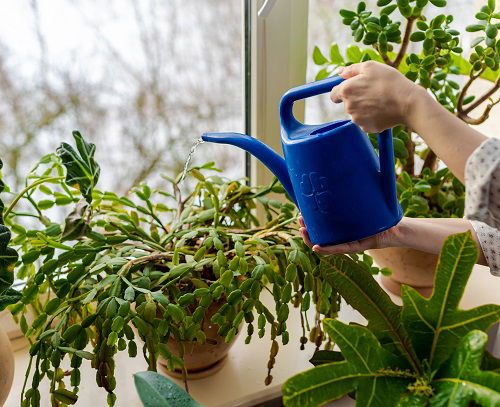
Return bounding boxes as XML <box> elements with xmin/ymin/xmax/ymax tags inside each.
<box><xmin>401</xmin><ymin>84</ymin><xmax>433</xmax><ymax>130</ymax></box>
<box><xmin>388</xmin><ymin>216</ymin><xmax>415</xmax><ymax>248</ymax></box>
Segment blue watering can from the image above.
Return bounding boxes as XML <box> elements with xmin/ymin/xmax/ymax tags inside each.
<box><xmin>202</xmin><ymin>76</ymin><xmax>402</xmax><ymax>246</ymax></box>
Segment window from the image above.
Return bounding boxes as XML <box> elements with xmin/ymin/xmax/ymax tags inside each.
<box><xmin>0</xmin><ymin>0</ymin><xmax>245</xmax><ymax>193</ymax></box>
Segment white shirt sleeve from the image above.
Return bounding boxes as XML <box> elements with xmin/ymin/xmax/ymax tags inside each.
<box><xmin>464</xmin><ymin>137</ymin><xmax>500</xmax><ymax>276</ymax></box>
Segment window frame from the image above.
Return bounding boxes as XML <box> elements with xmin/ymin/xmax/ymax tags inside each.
<box><xmin>244</xmin><ymin>0</ymin><xmax>310</xmax><ymax>188</ymax></box>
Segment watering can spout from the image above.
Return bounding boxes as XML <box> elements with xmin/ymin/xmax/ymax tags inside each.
<box><xmin>202</xmin><ymin>132</ymin><xmax>297</xmax><ymax>204</ymax></box>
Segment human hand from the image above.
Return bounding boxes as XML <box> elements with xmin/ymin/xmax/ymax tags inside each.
<box><xmin>330</xmin><ymin>61</ymin><xmax>427</xmax><ymax>133</ymax></box>
<box><xmin>298</xmin><ymin>215</ymin><xmax>402</xmax><ymax>255</ymax></box>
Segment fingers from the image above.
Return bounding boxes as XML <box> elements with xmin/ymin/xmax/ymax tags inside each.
<box><xmin>311</xmin><ymin>235</ymin><xmax>380</xmax><ymax>255</ymax></box>
<box><xmin>330</xmin><ymin>74</ymin><xmax>363</xmax><ymax>105</ymax></box>
<box><xmin>299</xmin><ymin>226</ymin><xmax>314</xmax><ymax>249</ymax></box>
<box><xmin>298</xmin><ymin>216</ymin><xmax>305</xmax><ymax>228</ymax></box>
<box><xmin>336</xmin><ymin>63</ymin><xmax>363</xmax><ymax>80</ymax></box>
<box><xmin>312</xmin><ymin>242</ymin><xmax>359</xmax><ymax>255</ymax></box>
<box><xmin>330</xmin><ymin>84</ymin><xmax>344</xmax><ymax>104</ymax></box>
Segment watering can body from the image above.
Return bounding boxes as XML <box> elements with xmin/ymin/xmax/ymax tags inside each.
<box><xmin>203</xmin><ymin>76</ymin><xmax>402</xmax><ymax>246</ymax></box>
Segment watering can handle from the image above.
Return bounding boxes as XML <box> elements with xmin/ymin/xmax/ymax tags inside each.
<box><xmin>280</xmin><ymin>75</ymin><xmax>344</xmax><ymax>129</ymax></box>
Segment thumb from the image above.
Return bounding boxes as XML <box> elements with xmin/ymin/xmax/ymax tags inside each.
<box><xmin>336</xmin><ymin>63</ymin><xmax>363</xmax><ymax>79</ymax></box>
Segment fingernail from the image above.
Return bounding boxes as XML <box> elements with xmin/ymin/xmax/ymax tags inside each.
<box><xmin>333</xmin><ymin>67</ymin><xmax>344</xmax><ymax>75</ymax></box>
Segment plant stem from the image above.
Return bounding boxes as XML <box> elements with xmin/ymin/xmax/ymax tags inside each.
<box><xmin>392</xmin><ymin>18</ymin><xmax>415</xmax><ymax>68</ymax></box>
<box><xmin>455</xmin><ymin>66</ymin><xmax>500</xmax><ymax>125</ymax></box>
<box><xmin>403</xmin><ymin>128</ymin><xmax>415</xmax><ymax>175</ymax></box>
<box><xmin>119</xmin><ymin>253</ymin><xmax>174</xmax><ymax>277</ymax></box>
<box><xmin>21</xmin><ymin>355</ymin><xmax>33</xmax><ymax>404</ymax></box>
<box><xmin>463</xmin><ymin>75</ymin><xmax>500</xmax><ymax>115</ymax></box>
<box><xmin>3</xmin><ymin>176</ymin><xmax>64</xmax><ymax>217</ymax></box>
<box><xmin>422</xmin><ymin>150</ymin><xmax>438</xmax><ymax>172</ymax></box>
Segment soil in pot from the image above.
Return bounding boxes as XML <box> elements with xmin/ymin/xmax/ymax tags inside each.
<box><xmin>159</xmin><ymin>299</ymin><xmax>240</xmax><ymax>380</ymax></box>
<box><xmin>0</xmin><ymin>324</ymin><xmax>15</xmax><ymax>406</ymax></box>
<box><xmin>369</xmin><ymin>247</ymin><xmax>438</xmax><ymax>298</ymax></box>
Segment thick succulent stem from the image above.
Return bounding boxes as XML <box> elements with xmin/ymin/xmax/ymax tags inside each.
<box><xmin>463</xmin><ymin>75</ymin><xmax>500</xmax><ymax>115</ymax></box>
<box><xmin>457</xmin><ymin>67</ymin><xmax>500</xmax><ymax>125</ymax></box>
<box><xmin>403</xmin><ymin>129</ymin><xmax>415</xmax><ymax>175</ymax></box>
<box><xmin>392</xmin><ymin>18</ymin><xmax>415</xmax><ymax>69</ymax></box>
<box><xmin>422</xmin><ymin>150</ymin><xmax>438</xmax><ymax>172</ymax></box>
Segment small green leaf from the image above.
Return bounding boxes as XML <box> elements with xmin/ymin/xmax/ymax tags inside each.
<box><xmin>429</xmin><ymin>0</ymin><xmax>446</xmax><ymax>6</ymax></box>
<box><xmin>346</xmin><ymin>45</ymin><xmax>362</xmax><ymax>62</ymax></box>
<box><xmin>329</xmin><ymin>43</ymin><xmax>344</xmax><ymax>64</ymax></box>
<box><xmin>339</xmin><ymin>9</ymin><xmax>356</xmax><ymax>18</ymax></box>
<box><xmin>467</xmin><ymin>24</ymin><xmax>486</xmax><ymax>32</ymax></box>
<box><xmin>313</xmin><ymin>46</ymin><xmax>328</xmax><ymax>65</ymax></box>
<box><xmin>410</xmin><ymin>32</ymin><xmax>426</xmax><ymax>42</ymax></box>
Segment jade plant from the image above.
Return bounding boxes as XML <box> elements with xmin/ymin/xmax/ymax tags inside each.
<box><xmin>282</xmin><ymin>231</ymin><xmax>500</xmax><ymax>406</ymax></box>
<box><xmin>0</xmin><ymin>131</ymin><xmax>389</xmax><ymax>406</ymax></box>
<box><xmin>312</xmin><ymin>0</ymin><xmax>499</xmax><ymax>218</ymax></box>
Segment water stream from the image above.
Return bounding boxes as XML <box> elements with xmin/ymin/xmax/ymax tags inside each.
<box><xmin>179</xmin><ymin>137</ymin><xmax>205</xmax><ymax>182</ymax></box>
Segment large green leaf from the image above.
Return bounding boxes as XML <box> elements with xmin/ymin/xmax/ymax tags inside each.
<box><xmin>0</xmin><ymin>287</ymin><xmax>21</xmax><ymax>311</ymax></box>
<box><xmin>286</xmin><ymin>232</ymin><xmax>499</xmax><ymax>407</ymax></box>
<box><xmin>134</xmin><ymin>371</ymin><xmax>203</xmax><ymax>407</ymax></box>
<box><xmin>56</xmin><ymin>131</ymin><xmax>100</xmax><ymax>203</ymax></box>
<box><xmin>401</xmin><ymin>232</ymin><xmax>500</xmax><ymax>369</ymax></box>
<box><xmin>431</xmin><ymin>330</ymin><xmax>500</xmax><ymax>406</ymax></box>
<box><xmin>282</xmin><ymin>320</ymin><xmax>411</xmax><ymax>407</ymax></box>
<box><xmin>0</xmin><ymin>158</ymin><xmax>18</xmax><ymax>299</ymax></box>
<box><xmin>320</xmin><ymin>255</ymin><xmax>420</xmax><ymax>371</ymax></box>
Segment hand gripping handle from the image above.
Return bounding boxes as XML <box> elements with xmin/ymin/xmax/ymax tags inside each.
<box><xmin>279</xmin><ymin>75</ymin><xmax>344</xmax><ymax>131</ymax></box>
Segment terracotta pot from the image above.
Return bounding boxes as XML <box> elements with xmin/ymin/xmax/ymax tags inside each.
<box><xmin>368</xmin><ymin>247</ymin><xmax>438</xmax><ymax>298</ymax></box>
<box><xmin>0</xmin><ymin>323</ymin><xmax>15</xmax><ymax>406</ymax></box>
<box><xmin>159</xmin><ymin>300</ymin><xmax>240</xmax><ymax>380</ymax></box>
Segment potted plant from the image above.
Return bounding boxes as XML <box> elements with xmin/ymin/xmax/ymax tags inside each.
<box><xmin>282</xmin><ymin>231</ymin><xmax>500</xmax><ymax>406</ymax></box>
<box><xmin>0</xmin><ymin>131</ymin><xmax>387</xmax><ymax>406</ymax></box>
<box><xmin>312</xmin><ymin>0</ymin><xmax>500</xmax><ymax>295</ymax></box>
<box><xmin>0</xmin><ymin>158</ymin><xmax>21</xmax><ymax>406</ymax></box>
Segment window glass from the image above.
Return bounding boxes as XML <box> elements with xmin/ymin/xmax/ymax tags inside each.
<box><xmin>0</xmin><ymin>0</ymin><xmax>245</xmax><ymax>193</ymax></box>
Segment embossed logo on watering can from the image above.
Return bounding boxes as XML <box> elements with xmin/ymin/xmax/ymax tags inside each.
<box><xmin>300</xmin><ymin>172</ymin><xmax>333</xmax><ymax>214</ymax></box>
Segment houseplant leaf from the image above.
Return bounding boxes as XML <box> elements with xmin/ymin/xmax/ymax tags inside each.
<box><xmin>401</xmin><ymin>231</ymin><xmax>500</xmax><ymax>369</ymax></box>
<box><xmin>134</xmin><ymin>371</ymin><xmax>203</xmax><ymax>407</ymax></box>
<box><xmin>431</xmin><ymin>330</ymin><xmax>500</xmax><ymax>406</ymax></box>
<box><xmin>284</xmin><ymin>232</ymin><xmax>500</xmax><ymax>407</ymax></box>
<box><xmin>0</xmin><ymin>287</ymin><xmax>21</xmax><ymax>311</ymax></box>
<box><xmin>282</xmin><ymin>319</ymin><xmax>411</xmax><ymax>407</ymax></box>
<box><xmin>0</xmin><ymin>158</ymin><xmax>19</xmax><ymax>307</ymax></box>
<box><xmin>320</xmin><ymin>255</ymin><xmax>420</xmax><ymax>371</ymax></box>
<box><xmin>56</xmin><ymin>131</ymin><xmax>100</xmax><ymax>203</ymax></box>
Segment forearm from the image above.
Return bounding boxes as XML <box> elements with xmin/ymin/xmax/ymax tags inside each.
<box><xmin>391</xmin><ymin>217</ymin><xmax>487</xmax><ymax>265</ymax></box>
<box><xmin>407</xmin><ymin>88</ymin><xmax>487</xmax><ymax>183</ymax></box>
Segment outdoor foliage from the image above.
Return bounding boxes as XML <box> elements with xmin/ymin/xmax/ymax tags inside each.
<box><xmin>0</xmin><ymin>132</ymin><xmax>385</xmax><ymax>406</ymax></box>
<box><xmin>282</xmin><ymin>231</ymin><xmax>500</xmax><ymax>406</ymax></box>
<box><xmin>312</xmin><ymin>0</ymin><xmax>500</xmax><ymax>218</ymax></box>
